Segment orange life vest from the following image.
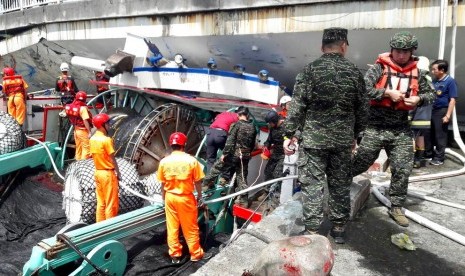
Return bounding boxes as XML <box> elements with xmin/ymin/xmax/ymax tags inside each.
<box><xmin>65</xmin><ymin>101</ymin><xmax>92</xmax><ymax>128</ymax></box>
<box><xmin>3</xmin><ymin>75</ymin><xmax>26</xmax><ymax>97</ymax></box>
<box><xmin>371</xmin><ymin>53</ymin><xmax>419</xmax><ymax>111</ymax></box>
<box><xmin>57</xmin><ymin>75</ymin><xmax>76</xmax><ymax>94</ymax></box>
<box><xmin>95</xmin><ymin>72</ymin><xmax>110</xmax><ymax>93</ymax></box>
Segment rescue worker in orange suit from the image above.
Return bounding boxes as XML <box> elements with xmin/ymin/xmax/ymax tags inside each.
<box><xmin>56</xmin><ymin>62</ymin><xmax>79</xmax><ymax>105</ymax></box>
<box><xmin>2</xmin><ymin>67</ymin><xmax>28</xmax><ymax>126</ymax></box>
<box><xmin>277</xmin><ymin>95</ymin><xmax>292</xmax><ymax>118</ymax></box>
<box><xmin>65</xmin><ymin>91</ymin><xmax>93</xmax><ymax>160</ymax></box>
<box><xmin>95</xmin><ymin>71</ymin><xmax>110</xmax><ymax>109</ymax></box>
<box><xmin>157</xmin><ymin>132</ymin><xmax>212</xmax><ymax>264</ymax></box>
<box><xmin>90</xmin><ymin>113</ymin><xmax>121</xmax><ymax>222</ymax></box>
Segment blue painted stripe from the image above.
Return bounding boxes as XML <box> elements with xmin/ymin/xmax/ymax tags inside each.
<box><xmin>132</xmin><ymin>67</ymin><xmax>280</xmax><ymax>86</ymax></box>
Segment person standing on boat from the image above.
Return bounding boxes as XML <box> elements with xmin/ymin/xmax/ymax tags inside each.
<box><xmin>65</xmin><ymin>91</ymin><xmax>93</xmax><ymax>160</ymax></box>
<box><xmin>202</xmin><ymin>106</ymin><xmax>257</xmax><ymax>208</ymax></box>
<box><xmin>259</xmin><ymin>110</ymin><xmax>286</xmax><ymax>207</ymax></box>
<box><xmin>94</xmin><ymin>71</ymin><xmax>110</xmax><ymax>109</ymax></box>
<box><xmin>424</xmin><ymin>59</ymin><xmax>458</xmax><ymax>166</ymax></box>
<box><xmin>352</xmin><ymin>31</ymin><xmax>435</xmax><ymax>227</ymax></box>
<box><xmin>277</xmin><ymin>95</ymin><xmax>292</xmax><ymax>118</ymax></box>
<box><xmin>56</xmin><ymin>62</ymin><xmax>79</xmax><ymax>105</ymax></box>
<box><xmin>90</xmin><ymin>113</ymin><xmax>121</xmax><ymax>222</ymax></box>
<box><xmin>157</xmin><ymin>132</ymin><xmax>212</xmax><ymax>263</ymax></box>
<box><xmin>205</xmin><ymin>110</ymin><xmax>239</xmax><ymax>183</ymax></box>
<box><xmin>283</xmin><ymin>28</ymin><xmax>368</xmax><ymax>243</ymax></box>
<box><xmin>2</xmin><ymin>67</ymin><xmax>28</xmax><ymax>126</ymax></box>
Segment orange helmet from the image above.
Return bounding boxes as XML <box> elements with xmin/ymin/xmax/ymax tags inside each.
<box><xmin>92</xmin><ymin>113</ymin><xmax>110</xmax><ymax>128</ymax></box>
<box><xmin>76</xmin><ymin>91</ymin><xmax>87</xmax><ymax>101</ymax></box>
<box><xmin>169</xmin><ymin>132</ymin><xmax>187</xmax><ymax>146</ymax></box>
<box><xmin>3</xmin><ymin>67</ymin><xmax>14</xmax><ymax>77</ymax></box>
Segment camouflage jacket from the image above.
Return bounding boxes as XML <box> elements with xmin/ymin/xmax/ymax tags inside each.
<box><xmin>264</xmin><ymin>122</ymin><xmax>286</xmax><ymax>156</ymax></box>
<box><xmin>223</xmin><ymin>119</ymin><xmax>257</xmax><ymax>158</ymax></box>
<box><xmin>365</xmin><ymin>63</ymin><xmax>436</xmax><ymax>129</ymax></box>
<box><xmin>284</xmin><ymin>52</ymin><xmax>369</xmax><ymax>149</ymax></box>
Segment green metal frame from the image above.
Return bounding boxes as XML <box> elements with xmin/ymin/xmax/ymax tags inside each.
<box><xmin>0</xmin><ymin>142</ymin><xmax>61</xmax><ymax>176</ymax></box>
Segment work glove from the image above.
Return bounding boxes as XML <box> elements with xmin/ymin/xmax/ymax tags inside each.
<box><xmin>261</xmin><ymin>147</ymin><xmax>271</xmax><ymax>160</ymax></box>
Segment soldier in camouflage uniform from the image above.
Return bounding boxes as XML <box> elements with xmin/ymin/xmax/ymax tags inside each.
<box><xmin>202</xmin><ymin>106</ymin><xmax>257</xmax><ymax>207</ymax></box>
<box><xmin>256</xmin><ymin>110</ymin><xmax>287</xmax><ymax>207</ymax></box>
<box><xmin>283</xmin><ymin>28</ymin><xmax>369</xmax><ymax>243</ymax></box>
<box><xmin>263</xmin><ymin>111</ymin><xmax>286</xmax><ymax>182</ymax></box>
<box><xmin>352</xmin><ymin>31</ymin><xmax>436</xmax><ymax>227</ymax></box>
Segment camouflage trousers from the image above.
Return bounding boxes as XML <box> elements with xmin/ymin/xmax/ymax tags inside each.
<box><xmin>353</xmin><ymin>127</ymin><xmax>414</xmax><ymax>206</ymax></box>
<box><xmin>298</xmin><ymin>147</ymin><xmax>352</xmax><ymax>230</ymax></box>
<box><xmin>264</xmin><ymin>154</ymin><xmax>284</xmax><ymax>182</ymax></box>
<box><xmin>203</xmin><ymin>156</ymin><xmax>250</xmax><ymax>193</ymax></box>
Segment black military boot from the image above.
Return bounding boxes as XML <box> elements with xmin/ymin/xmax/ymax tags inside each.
<box><xmin>330</xmin><ymin>224</ymin><xmax>346</xmax><ymax>244</ymax></box>
<box><xmin>413</xmin><ymin>150</ymin><xmax>425</xmax><ymax>169</ymax></box>
<box><xmin>416</xmin><ymin>150</ymin><xmax>426</xmax><ymax>168</ymax></box>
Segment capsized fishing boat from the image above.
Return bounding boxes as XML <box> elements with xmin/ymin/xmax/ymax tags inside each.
<box><xmin>12</xmin><ymin>33</ymin><xmax>291</xmax><ymax>275</ymax></box>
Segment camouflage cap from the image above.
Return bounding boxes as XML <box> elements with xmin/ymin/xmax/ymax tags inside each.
<box><xmin>322</xmin><ymin>27</ymin><xmax>349</xmax><ymax>45</ymax></box>
<box><xmin>389</xmin><ymin>31</ymin><xmax>418</xmax><ymax>50</ymax></box>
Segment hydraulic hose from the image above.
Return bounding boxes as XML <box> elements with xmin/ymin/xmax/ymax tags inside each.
<box><xmin>26</xmin><ymin>135</ymin><xmax>65</xmax><ymax>180</ymax></box>
<box><xmin>371</xmin><ymin>186</ymin><xmax>465</xmax><ymax>246</ymax></box>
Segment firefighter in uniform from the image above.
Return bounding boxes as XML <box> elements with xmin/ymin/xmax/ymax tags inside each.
<box><xmin>157</xmin><ymin>132</ymin><xmax>212</xmax><ymax>263</ymax></box>
<box><xmin>90</xmin><ymin>113</ymin><xmax>121</xmax><ymax>222</ymax></box>
<box><xmin>56</xmin><ymin>62</ymin><xmax>79</xmax><ymax>105</ymax></box>
<box><xmin>65</xmin><ymin>91</ymin><xmax>93</xmax><ymax>160</ymax></box>
<box><xmin>2</xmin><ymin>67</ymin><xmax>28</xmax><ymax>126</ymax></box>
<box><xmin>352</xmin><ymin>31</ymin><xmax>436</xmax><ymax>227</ymax></box>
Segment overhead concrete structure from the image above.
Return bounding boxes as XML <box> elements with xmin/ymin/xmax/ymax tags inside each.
<box><xmin>1</xmin><ymin>0</ymin><xmax>464</xmax><ymax>121</ymax></box>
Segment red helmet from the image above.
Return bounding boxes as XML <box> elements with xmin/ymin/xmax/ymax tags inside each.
<box><xmin>92</xmin><ymin>113</ymin><xmax>110</xmax><ymax>128</ymax></box>
<box><xmin>3</xmin><ymin>67</ymin><xmax>14</xmax><ymax>77</ymax></box>
<box><xmin>76</xmin><ymin>91</ymin><xmax>87</xmax><ymax>101</ymax></box>
<box><xmin>169</xmin><ymin>132</ymin><xmax>187</xmax><ymax>146</ymax></box>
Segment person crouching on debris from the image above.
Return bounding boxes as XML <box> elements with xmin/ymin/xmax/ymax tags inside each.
<box><xmin>65</xmin><ymin>91</ymin><xmax>93</xmax><ymax>160</ymax></box>
<box><xmin>90</xmin><ymin>113</ymin><xmax>121</xmax><ymax>222</ymax></box>
<box><xmin>156</xmin><ymin>132</ymin><xmax>212</xmax><ymax>263</ymax></box>
<box><xmin>202</xmin><ymin>106</ymin><xmax>257</xmax><ymax>208</ymax></box>
<box><xmin>2</xmin><ymin>67</ymin><xmax>28</xmax><ymax>126</ymax></box>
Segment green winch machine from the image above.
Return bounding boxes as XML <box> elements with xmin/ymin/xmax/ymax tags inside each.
<box><xmin>22</xmin><ymin>185</ymin><xmax>232</xmax><ymax>276</ymax></box>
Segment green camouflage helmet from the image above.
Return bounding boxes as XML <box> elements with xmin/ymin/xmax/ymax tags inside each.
<box><xmin>389</xmin><ymin>31</ymin><xmax>418</xmax><ymax>50</ymax></box>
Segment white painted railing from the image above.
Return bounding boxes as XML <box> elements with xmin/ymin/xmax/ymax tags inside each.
<box><xmin>0</xmin><ymin>0</ymin><xmax>74</xmax><ymax>13</ymax></box>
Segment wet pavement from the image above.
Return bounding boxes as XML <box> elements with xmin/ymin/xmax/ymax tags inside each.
<box><xmin>195</xmin><ymin>148</ymin><xmax>465</xmax><ymax>275</ymax></box>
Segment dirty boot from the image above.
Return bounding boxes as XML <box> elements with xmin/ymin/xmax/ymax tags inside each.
<box><xmin>330</xmin><ymin>225</ymin><xmax>346</xmax><ymax>244</ymax></box>
<box><xmin>388</xmin><ymin>207</ymin><xmax>409</xmax><ymax>227</ymax></box>
<box><xmin>234</xmin><ymin>195</ymin><xmax>249</xmax><ymax>208</ymax></box>
<box><xmin>413</xmin><ymin>150</ymin><xmax>426</xmax><ymax>168</ymax></box>
<box><xmin>218</xmin><ymin>177</ymin><xmax>228</xmax><ymax>187</ymax></box>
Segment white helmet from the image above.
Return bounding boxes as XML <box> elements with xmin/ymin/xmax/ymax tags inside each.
<box><xmin>60</xmin><ymin>62</ymin><xmax>69</xmax><ymax>72</ymax></box>
<box><xmin>279</xmin><ymin>95</ymin><xmax>292</xmax><ymax>105</ymax></box>
<box><xmin>417</xmin><ymin>56</ymin><xmax>430</xmax><ymax>72</ymax></box>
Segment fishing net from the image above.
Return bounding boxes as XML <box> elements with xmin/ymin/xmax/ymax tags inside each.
<box><xmin>63</xmin><ymin>158</ymin><xmax>149</xmax><ymax>224</ymax></box>
<box><xmin>0</xmin><ymin>111</ymin><xmax>26</xmax><ymax>155</ymax></box>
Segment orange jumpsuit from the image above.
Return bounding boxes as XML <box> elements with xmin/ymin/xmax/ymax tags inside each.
<box><xmin>3</xmin><ymin>76</ymin><xmax>28</xmax><ymax>125</ymax></box>
<box><xmin>157</xmin><ymin>151</ymin><xmax>205</xmax><ymax>261</ymax></box>
<box><xmin>66</xmin><ymin>104</ymin><xmax>92</xmax><ymax>160</ymax></box>
<box><xmin>90</xmin><ymin>130</ymin><xmax>119</xmax><ymax>222</ymax></box>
